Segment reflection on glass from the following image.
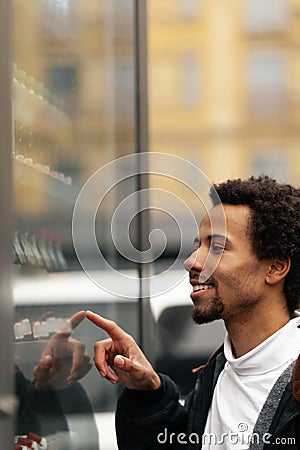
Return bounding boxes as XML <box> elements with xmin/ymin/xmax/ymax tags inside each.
<box><xmin>12</xmin><ymin>0</ymin><xmax>137</xmax><ymax>449</ymax></box>
<box><xmin>15</xmin><ymin>311</ymin><xmax>99</xmax><ymax>450</ymax></box>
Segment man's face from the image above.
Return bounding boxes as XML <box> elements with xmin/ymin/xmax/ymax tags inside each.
<box><xmin>184</xmin><ymin>204</ymin><xmax>269</xmax><ymax>325</ymax></box>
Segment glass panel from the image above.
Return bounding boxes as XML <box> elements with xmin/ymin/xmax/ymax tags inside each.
<box><xmin>12</xmin><ymin>1</ymin><xmax>138</xmax><ymax>449</ymax></box>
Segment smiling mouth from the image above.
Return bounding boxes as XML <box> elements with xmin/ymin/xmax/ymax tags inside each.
<box><xmin>193</xmin><ymin>284</ymin><xmax>213</xmax><ymax>292</ymax></box>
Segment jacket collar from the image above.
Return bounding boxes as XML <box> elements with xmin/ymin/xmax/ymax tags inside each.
<box><xmin>292</xmin><ymin>354</ymin><xmax>300</xmax><ymax>403</ymax></box>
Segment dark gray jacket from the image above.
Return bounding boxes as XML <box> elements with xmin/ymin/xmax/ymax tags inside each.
<box><xmin>116</xmin><ymin>351</ymin><xmax>300</xmax><ymax>449</ymax></box>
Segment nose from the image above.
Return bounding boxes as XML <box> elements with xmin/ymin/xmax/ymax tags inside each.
<box><xmin>184</xmin><ymin>248</ymin><xmax>206</xmax><ymax>272</ymax></box>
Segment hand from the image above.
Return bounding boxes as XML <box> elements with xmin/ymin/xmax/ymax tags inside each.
<box><xmin>86</xmin><ymin>310</ymin><xmax>161</xmax><ymax>391</ymax></box>
<box><xmin>33</xmin><ymin>311</ymin><xmax>92</xmax><ymax>390</ymax></box>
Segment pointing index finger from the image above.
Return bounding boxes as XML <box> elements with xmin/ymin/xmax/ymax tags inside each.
<box><xmin>69</xmin><ymin>310</ymin><xmax>86</xmax><ymax>330</ymax></box>
<box><xmin>50</xmin><ymin>310</ymin><xmax>85</xmax><ymax>339</ymax></box>
<box><xmin>86</xmin><ymin>310</ymin><xmax>125</xmax><ymax>340</ymax></box>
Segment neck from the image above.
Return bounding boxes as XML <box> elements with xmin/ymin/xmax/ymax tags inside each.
<box><xmin>225</xmin><ymin>299</ymin><xmax>290</xmax><ymax>358</ymax></box>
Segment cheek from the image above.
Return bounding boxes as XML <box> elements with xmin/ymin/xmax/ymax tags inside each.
<box><xmin>216</xmin><ymin>264</ymin><xmax>256</xmax><ymax>289</ymax></box>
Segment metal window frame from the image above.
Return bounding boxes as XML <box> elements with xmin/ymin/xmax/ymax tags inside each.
<box><xmin>134</xmin><ymin>0</ymin><xmax>155</xmax><ymax>360</ymax></box>
<box><xmin>0</xmin><ymin>0</ymin><xmax>15</xmax><ymax>446</ymax></box>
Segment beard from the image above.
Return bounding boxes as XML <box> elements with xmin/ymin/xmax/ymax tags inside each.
<box><xmin>191</xmin><ymin>267</ymin><xmax>261</xmax><ymax>325</ymax></box>
<box><xmin>192</xmin><ymin>294</ymin><xmax>225</xmax><ymax>324</ymax></box>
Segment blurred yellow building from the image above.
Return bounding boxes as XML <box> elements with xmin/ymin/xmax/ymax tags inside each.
<box><xmin>148</xmin><ymin>0</ymin><xmax>300</xmax><ymax>187</ymax></box>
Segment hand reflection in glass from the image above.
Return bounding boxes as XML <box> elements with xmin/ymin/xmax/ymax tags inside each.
<box><xmin>33</xmin><ymin>310</ymin><xmax>92</xmax><ymax>391</ymax></box>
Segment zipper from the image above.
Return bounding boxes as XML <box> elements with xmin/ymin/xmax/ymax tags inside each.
<box><xmin>187</xmin><ymin>375</ymin><xmax>201</xmax><ymax>434</ymax></box>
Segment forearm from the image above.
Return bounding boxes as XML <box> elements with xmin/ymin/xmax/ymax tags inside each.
<box><xmin>116</xmin><ymin>374</ymin><xmax>188</xmax><ymax>450</ymax></box>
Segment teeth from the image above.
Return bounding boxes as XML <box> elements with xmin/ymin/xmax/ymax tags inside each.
<box><xmin>193</xmin><ymin>284</ymin><xmax>213</xmax><ymax>292</ymax></box>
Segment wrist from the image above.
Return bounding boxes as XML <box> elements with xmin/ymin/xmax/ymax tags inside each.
<box><xmin>148</xmin><ymin>372</ymin><xmax>161</xmax><ymax>391</ymax></box>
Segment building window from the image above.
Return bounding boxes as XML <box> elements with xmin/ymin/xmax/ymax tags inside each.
<box><xmin>49</xmin><ymin>64</ymin><xmax>77</xmax><ymax>92</ymax></box>
<box><xmin>181</xmin><ymin>54</ymin><xmax>200</xmax><ymax>106</ymax></box>
<box><xmin>251</xmin><ymin>149</ymin><xmax>289</xmax><ymax>182</ymax></box>
<box><xmin>180</xmin><ymin>0</ymin><xmax>200</xmax><ymax>19</ymax></box>
<box><xmin>114</xmin><ymin>0</ymin><xmax>134</xmax><ymax>36</ymax></box>
<box><xmin>246</xmin><ymin>51</ymin><xmax>287</xmax><ymax>118</ymax></box>
<box><xmin>244</xmin><ymin>0</ymin><xmax>288</xmax><ymax>33</ymax></box>
<box><xmin>45</xmin><ymin>0</ymin><xmax>72</xmax><ymax>16</ymax></box>
<box><xmin>115</xmin><ymin>57</ymin><xmax>135</xmax><ymax>121</ymax></box>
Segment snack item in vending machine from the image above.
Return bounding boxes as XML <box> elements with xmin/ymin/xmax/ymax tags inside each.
<box><xmin>15</xmin><ymin>433</ymin><xmax>48</xmax><ymax>450</ymax></box>
<box><xmin>28</xmin><ymin>432</ymin><xmax>48</xmax><ymax>449</ymax></box>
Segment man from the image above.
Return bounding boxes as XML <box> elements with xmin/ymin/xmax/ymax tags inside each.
<box><xmin>87</xmin><ymin>175</ymin><xmax>300</xmax><ymax>449</ymax></box>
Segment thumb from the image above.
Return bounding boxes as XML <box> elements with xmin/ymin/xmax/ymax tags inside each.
<box><xmin>114</xmin><ymin>355</ymin><xmax>132</xmax><ymax>371</ymax></box>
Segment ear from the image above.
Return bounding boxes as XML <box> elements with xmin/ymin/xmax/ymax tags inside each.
<box><xmin>265</xmin><ymin>258</ymin><xmax>291</xmax><ymax>285</ymax></box>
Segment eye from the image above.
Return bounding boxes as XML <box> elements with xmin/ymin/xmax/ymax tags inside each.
<box><xmin>211</xmin><ymin>243</ymin><xmax>225</xmax><ymax>254</ymax></box>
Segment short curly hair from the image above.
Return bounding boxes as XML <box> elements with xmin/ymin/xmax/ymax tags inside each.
<box><xmin>210</xmin><ymin>175</ymin><xmax>300</xmax><ymax>315</ymax></box>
